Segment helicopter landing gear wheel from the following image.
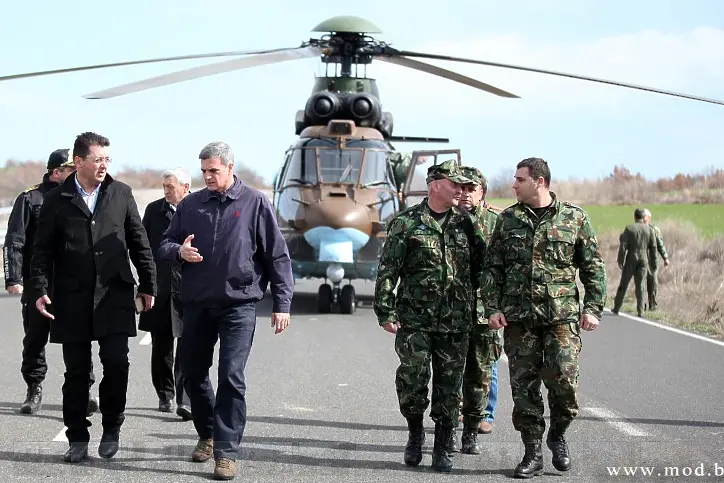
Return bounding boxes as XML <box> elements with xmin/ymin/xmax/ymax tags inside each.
<box><xmin>317</xmin><ymin>283</ymin><xmax>333</xmax><ymax>313</ymax></box>
<box><xmin>339</xmin><ymin>284</ymin><xmax>356</xmax><ymax>314</ymax></box>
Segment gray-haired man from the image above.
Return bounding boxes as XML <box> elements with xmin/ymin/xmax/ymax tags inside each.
<box><xmin>158</xmin><ymin>142</ymin><xmax>294</xmax><ymax>480</ymax></box>
<box><xmin>140</xmin><ymin>167</ymin><xmax>192</xmax><ymax>420</ymax></box>
<box><xmin>642</xmin><ymin>209</ymin><xmax>670</xmax><ymax>310</ymax></box>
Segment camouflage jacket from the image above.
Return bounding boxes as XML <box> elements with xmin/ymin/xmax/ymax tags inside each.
<box><xmin>649</xmin><ymin>224</ymin><xmax>669</xmax><ymax>264</ymax></box>
<box><xmin>374</xmin><ymin>198</ymin><xmax>485</xmax><ymax>333</ymax></box>
<box><xmin>481</xmin><ymin>193</ymin><xmax>606</xmax><ymax>326</ymax></box>
<box><xmin>469</xmin><ymin>202</ymin><xmax>501</xmax><ymax>325</ymax></box>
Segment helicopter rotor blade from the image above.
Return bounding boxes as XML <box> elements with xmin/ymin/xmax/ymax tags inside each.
<box><xmin>83</xmin><ymin>45</ymin><xmax>322</xmax><ymax>99</ymax></box>
<box><xmin>396</xmin><ymin>50</ymin><xmax>724</xmax><ymax>107</ymax></box>
<box><xmin>0</xmin><ymin>47</ymin><xmax>300</xmax><ymax>83</ymax></box>
<box><xmin>377</xmin><ymin>55</ymin><xmax>519</xmax><ymax>98</ymax></box>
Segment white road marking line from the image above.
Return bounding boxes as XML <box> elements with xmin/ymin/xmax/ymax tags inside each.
<box><xmin>282</xmin><ymin>402</ymin><xmax>314</xmax><ymax>412</ymax></box>
<box><xmin>605</xmin><ymin>308</ymin><xmax>724</xmax><ymax>348</ymax></box>
<box><xmin>53</xmin><ymin>427</ymin><xmax>67</xmax><ymax>442</ymax></box>
<box><xmin>139</xmin><ymin>332</ymin><xmax>152</xmax><ymax>345</ymax></box>
<box><xmin>583</xmin><ymin>406</ymin><xmax>651</xmax><ymax>437</ymax></box>
<box><xmin>338</xmin><ymin>383</ymin><xmax>348</xmax><ymax>387</ymax></box>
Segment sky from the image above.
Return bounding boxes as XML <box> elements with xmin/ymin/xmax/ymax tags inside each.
<box><xmin>1</xmin><ymin>0</ymin><xmax>723</xmax><ymax>189</ymax></box>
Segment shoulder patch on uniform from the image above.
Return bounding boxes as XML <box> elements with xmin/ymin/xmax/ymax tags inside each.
<box><xmin>487</xmin><ymin>204</ymin><xmax>504</xmax><ymax>213</ymax></box>
<box><xmin>563</xmin><ymin>201</ymin><xmax>585</xmax><ymax>213</ymax></box>
<box><xmin>23</xmin><ymin>184</ymin><xmax>39</xmax><ymax>193</ymax></box>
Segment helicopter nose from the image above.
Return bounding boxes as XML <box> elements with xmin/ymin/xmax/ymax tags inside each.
<box><xmin>302</xmin><ymin>197</ymin><xmax>372</xmax><ymax>264</ymax></box>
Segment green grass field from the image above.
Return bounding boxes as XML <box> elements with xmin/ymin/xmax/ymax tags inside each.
<box><xmin>487</xmin><ymin>198</ymin><xmax>724</xmax><ymax>238</ymax></box>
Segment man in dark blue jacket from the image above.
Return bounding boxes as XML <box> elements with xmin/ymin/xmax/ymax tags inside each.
<box><xmin>158</xmin><ymin>141</ymin><xmax>293</xmax><ymax>480</ymax></box>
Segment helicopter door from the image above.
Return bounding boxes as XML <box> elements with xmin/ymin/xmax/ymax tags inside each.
<box><xmin>400</xmin><ymin>149</ymin><xmax>462</xmax><ymax>209</ymax></box>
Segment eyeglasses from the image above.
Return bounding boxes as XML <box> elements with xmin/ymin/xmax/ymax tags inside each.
<box><xmin>84</xmin><ymin>156</ymin><xmax>112</xmax><ymax>165</ymax></box>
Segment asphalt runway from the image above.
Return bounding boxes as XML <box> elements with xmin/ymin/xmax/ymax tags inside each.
<box><xmin>0</xmin><ymin>280</ymin><xmax>722</xmax><ymax>482</ymax></box>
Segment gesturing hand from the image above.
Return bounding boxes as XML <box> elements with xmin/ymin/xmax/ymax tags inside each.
<box><xmin>179</xmin><ymin>234</ymin><xmax>203</xmax><ymax>263</ymax></box>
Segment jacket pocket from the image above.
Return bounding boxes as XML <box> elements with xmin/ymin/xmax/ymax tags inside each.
<box><xmin>546</xmin><ymin>283</ymin><xmax>580</xmax><ymax>323</ymax></box>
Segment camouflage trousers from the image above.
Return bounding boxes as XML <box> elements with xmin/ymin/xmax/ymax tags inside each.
<box><xmin>394</xmin><ymin>328</ymin><xmax>468</xmax><ymax>428</ymax></box>
<box><xmin>460</xmin><ymin>324</ymin><xmax>502</xmax><ymax>426</ymax></box>
<box><xmin>613</xmin><ymin>262</ymin><xmax>647</xmax><ymax>314</ymax></box>
<box><xmin>504</xmin><ymin>321</ymin><xmax>582</xmax><ymax>443</ymax></box>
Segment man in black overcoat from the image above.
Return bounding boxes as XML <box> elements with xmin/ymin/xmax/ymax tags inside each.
<box><xmin>139</xmin><ymin>167</ymin><xmax>191</xmax><ymax>420</ymax></box>
<box><xmin>29</xmin><ymin>132</ymin><xmax>156</xmax><ymax>463</ymax></box>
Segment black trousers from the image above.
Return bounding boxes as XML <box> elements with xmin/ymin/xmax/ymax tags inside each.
<box><xmin>61</xmin><ymin>334</ymin><xmax>129</xmax><ymax>443</ymax></box>
<box><xmin>150</xmin><ymin>320</ymin><xmax>190</xmax><ymax>407</ymax></box>
<box><xmin>21</xmin><ymin>301</ymin><xmax>95</xmax><ymax>388</ymax></box>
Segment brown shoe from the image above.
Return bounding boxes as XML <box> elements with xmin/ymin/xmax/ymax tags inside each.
<box><xmin>479</xmin><ymin>421</ymin><xmax>493</xmax><ymax>434</ymax></box>
<box><xmin>214</xmin><ymin>457</ymin><xmax>237</xmax><ymax>480</ymax></box>
<box><xmin>191</xmin><ymin>438</ymin><xmax>214</xmax><ymax>462</ymax></box>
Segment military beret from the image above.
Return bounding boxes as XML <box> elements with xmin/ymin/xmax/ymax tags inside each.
<box><xmin>46</xmin><ymin>148</ymin><xmax>74</xmax><ymax>170</ymax></box>
<box><xmin>425</xmin><ymin>159</ymin><xmax>472</xmax><ymax>185</ymax></box>
<box><xmin>460</xmin><ymin>166</ymin><xmax>487</xmax><ymax>187</ymax></box>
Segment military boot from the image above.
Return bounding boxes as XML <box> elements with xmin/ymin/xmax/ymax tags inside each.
<box><xmin>446</xmin><ymin>428</ymin><xmax>459</xmax><ymax>453</ymax></box>
<box><xmin>460</xmin><ymin>423</ymin><xmax>482</xmax><ymax>454</ymax></box>
<box><xmin>513</xmin><ymin>443</ymin><xmax>543</xmax><ymax>478</ymax></box>
<box><xmin>20</xmin><ymin>383</ymin><xmax>42</xmax><ymax>414</ymax></box>
<box><xmin>403</xmin><ymin>415</ymin><xmax>425</xmax><ymax>467</ymax></box>
<box><xmin>546</xmin><ymin>431</ymin><xmax>571</xmax><ymax>471</ymax></box>
<box><xmin>431</xmin><ymin>422</ymin><xmax>454</xmax><ymax>472</ymax></box>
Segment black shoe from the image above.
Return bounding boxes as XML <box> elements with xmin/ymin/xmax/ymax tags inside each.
<box><xmin>176</xmin><ymin>404</ymin><xmax>192</xmax><ymax>421</ymax></box>
<box><xmin>158</xmin><ymin>400</ymin><xmax>173</xmax><ymax>412</ymax></box>
<box><xmin>86</xmin><ymin>396</ymin><xmax>99</xmax><ymax>417</ymax></box>
<box><xmin>460</xmin><ymin>424</ymin><xmax>482</xmax><ymax>454</ymax></box>
<box><xmin>63</xmin><ymin>443</ymin><xmax>89</xmax><ymax>463</ymax></box>
<box><xmin>403</xmin><ymin>416</ymin><xmax>425</xmax><ymax>467</ymax></box>
<box><xmin>98</xmin><ymin>431</ymin><xmax>120</xmax><ymax>459</ymax></box>
<box><xmin>546</xmin><ymin>431</ymin><xmax>571</xmax><ymax>471</ymax></box>
<box><xmin>514</xmin><ymin>443</ymin><xmax>544</xmax><ymax>478</ymax></box>
<box><xmin>20</xmin><ymin>383</ymin><xmax>42</xmax><ymax>414</ymax></box>
<box><xmin>431</xmin><ymin>423</ymin><xmax>454</xmax><ymax>472</ymax></box>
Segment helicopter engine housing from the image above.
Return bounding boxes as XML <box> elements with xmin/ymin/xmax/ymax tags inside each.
<box><xmin>298</xmin><ymin>90</ymin><xmax>387</xmax><ymax>135</ymax></box>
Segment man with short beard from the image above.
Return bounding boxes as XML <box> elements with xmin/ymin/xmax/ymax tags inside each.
<box><xmin>482</xmin><ymin>157</ymin><xmax>606</xmax><ymax>478</ymax></box>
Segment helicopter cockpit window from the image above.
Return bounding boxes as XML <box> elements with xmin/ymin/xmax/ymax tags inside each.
<box><xmin>361</xmin><ymin>150</ymin><xmax>391</xmax><ymax>186</ymax></box>
<box><xmin>281</xmin><ymin>148</ymin><xmax>318</xmax><ymax>186</ymax></box>
<box><xmin>318</xmin><ymin>149</ymin><xmax>362</xmax><ymax>183</ymax></box>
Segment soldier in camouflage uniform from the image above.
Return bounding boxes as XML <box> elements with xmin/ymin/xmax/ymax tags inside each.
<box><xmin>642</xmin><ymin>209</ymin><xmax>670</xmax><ymax>310</ymax></box>
<box><xmin>456</xmin><ymin>165</ymin><xmax>502</xmax><ymax>455</ymax></box>
<box><xmin>481</xmin><ymin>158</ymin><xmax>606</xmax><ymax>478</ymax></box>
<box><xmin>373</xmin><ymin>159</ymin><xmax>484</xmax><ymax>472</ymax></box>
<box><xmin>612</xmin><ymin>209</ymin><xmax>657</xmax><ymax>317</ymax></box>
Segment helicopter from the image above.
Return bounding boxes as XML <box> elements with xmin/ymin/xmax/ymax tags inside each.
<box><xmin>2</xmin><ymin>15</ymin><xmax>723</xmax><ymax>315</ymax></box>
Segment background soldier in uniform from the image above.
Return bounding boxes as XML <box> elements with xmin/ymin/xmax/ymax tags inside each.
<box><xmin>642</xmin><ymin>208</ymin><xmax>670</xmax><ymax>311</ymax></box>
<box><xmin>612</xmin><ymin>209</ymin><xmax>657</xmax><ymax>317</ymax></box>
<box><xmin>482</xmin><ymin>157</ymin><xmax>606</xmax><ymax>478</ymax></box>
<box><xmin>3</xmin><ymin>148</ymin><xmax>98</xmax><ymax>416</ymax></box>
<box><xmin>456</xmin><ymin>165</ymin><xmax>502</xmax><ymax>455</ymax></box>
<box><xmin>373</xmin><ymin>160</ymin><xmax>484</xmax><ymax>472</ymax></box>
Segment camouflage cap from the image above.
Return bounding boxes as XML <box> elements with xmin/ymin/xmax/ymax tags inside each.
<box><xmin>460</xmin><ymin>166</ymin><xmax>487</xmax><ymax>187</ymax></box>
<box><xmin>426</xmin><ymin>159</ymin><xmax>472</xmax><ymax>184</ymax></box>
<box><xmin>46</xmin><ymin>148</ymin><xmax>74</xmax><ymax>170</ymax></box>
